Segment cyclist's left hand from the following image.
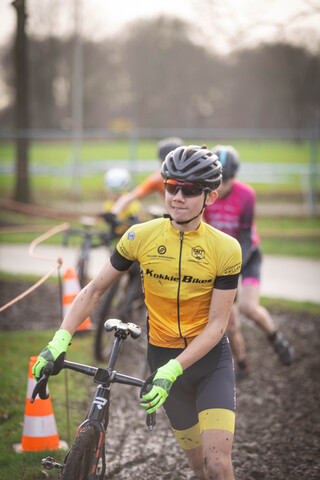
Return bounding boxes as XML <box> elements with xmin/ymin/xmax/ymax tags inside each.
<box><xmin>140</xmin><ymin>359</ymin><xmax>183</xmax><ymax>414</ymax></box>
<box><xmin>32</xmin><ymin>329</ymin><xmax>72</xmax><ymax>381</ymax></box>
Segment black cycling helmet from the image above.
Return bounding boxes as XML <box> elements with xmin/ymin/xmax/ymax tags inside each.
<box><xmin>161</xmin><ymin>144</ymin><xmax>222</xmax><ymax>190</ymax></box>
<box><xmin>158</xmin><ymin>137</ymin><xmax>184</xmax><ymax>162</ymax></box>
<box><xmin>212</xmin><ymin>145</ymin><xmax>240</xmax><ymax>180</ymax></box>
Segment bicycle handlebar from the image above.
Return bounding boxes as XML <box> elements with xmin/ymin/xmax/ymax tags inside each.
<box><xmin>62</xmin><ymin>228</ymin><xmax>117</xmax><ymax>247</ymax></box>
<box><xmin>31</xmin><ymin>320</ymin><xmax>156</xmax><ymax>429</ymax></box>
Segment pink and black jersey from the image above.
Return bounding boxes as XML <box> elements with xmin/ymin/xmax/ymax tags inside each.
<box><xmin>204</xmin><ymin>182</ymin><xmax>259</xmax><ymax>247</ymax></box>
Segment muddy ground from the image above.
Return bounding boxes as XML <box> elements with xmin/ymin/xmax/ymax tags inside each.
<box><xmin>1</xmin><ymin>280</ymin><xmax>320</xmax><ymax>479</ymax></box>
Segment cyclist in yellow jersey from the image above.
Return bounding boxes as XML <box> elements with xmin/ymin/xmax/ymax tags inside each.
<box><xmin>33</xmin><ymin>145</ymin><xmax>242</xmax><ymax>479</ymax></box>
<box><xmin>100</xmin><ymin>167</ymin><xmax>144</xmax><ymax>224</ymax></box>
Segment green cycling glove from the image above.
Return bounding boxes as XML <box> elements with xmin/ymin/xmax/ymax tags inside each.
<box><xmin>32</xmin><ymin>329</ymin><xmax>72</xmax><ymax>381</ymax></box>
<box><xmin>140</xmin><ymin>359</ymin><xmax>183</xmax><ymax>414</ymax></box>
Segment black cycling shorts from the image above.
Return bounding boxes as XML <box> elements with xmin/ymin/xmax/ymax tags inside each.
<box><xmin>148</xmin><ymin>335</ymin><xmax>236</xmax><ymax>450</ymax></box>
<box><xmin>241</xmin><ymin>246</ymin><xmax>262</xmax><ymax>284</ymax></box>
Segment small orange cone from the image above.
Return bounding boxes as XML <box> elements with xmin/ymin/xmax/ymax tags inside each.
<box><xmin>63</xmin><ymin>267</ymin><xmax>92</xmax><ymax>332</ymax></box>
<box><xmin>13</xmin><ymin>356</ymin><xmax>67</xmax><ymax>452</ymax></box>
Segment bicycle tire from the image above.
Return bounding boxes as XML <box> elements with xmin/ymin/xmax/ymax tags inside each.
<box><xmin>60</xmin><ymin>424</ymin><xmax>105</xmax><ymax>480</ymax></box>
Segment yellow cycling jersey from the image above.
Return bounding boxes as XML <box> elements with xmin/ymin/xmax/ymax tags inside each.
<box><xmin>112</xmin><ymin>217</ymin><xmax>242</xmax><ymax>348</ymax></box>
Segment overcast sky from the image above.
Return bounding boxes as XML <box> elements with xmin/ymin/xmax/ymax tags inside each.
<box><xmin>1</xmin><ymin>0</ymin><xmax>320</xmax><ymax>53</ymax></box>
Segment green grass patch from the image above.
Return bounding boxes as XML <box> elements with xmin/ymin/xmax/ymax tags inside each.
<box><xmin>0</xmin><ymin>330</ymin><xmax>97</xmax><ymax>480</ymax></box>
<box><xmin>260</xmin><ymin>236</ymin><xmax>320</xmax><ymax>257</ymax></box>
<box><xmin>1</xmin><ymin>208</ymin><xmax>320</xmax><ymax>258</ymax></box>
<box><xmin>0</xmin><ymin>271</ymin><xmax>58</xmax><ymax>284</ymax></box>
<box><xmin>261</xmin><ymin>297</ymin><xmax>320</xmax><ymax>317</ymax></box>
<box><xmin>2</xmin><ymin>138</ymin><xmax>316</xmax><ymax>163</ymax></box>
<box><xmin>256</xmin><ymin>216</ymin><xmax>320</xmax><ymax>257</ymax></box>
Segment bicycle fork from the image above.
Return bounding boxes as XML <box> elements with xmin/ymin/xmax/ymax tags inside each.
<box><xmin>41</xmin><ymin>386</ymin><xmax>110</xmax><ymax>474</ymax></box>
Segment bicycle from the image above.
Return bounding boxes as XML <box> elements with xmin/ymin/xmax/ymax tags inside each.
<box><xmin>63</xmin><ymin>216</ymin><xmax>119</xmax><ymax>289</ymax></box>
<box><xmin>94</xmin><ymin>259</ymin><xmax>146</xmax><ymax>363</ymax></box>
<box><xmin>62</xmin><ymin>216</ymin><xmax>145</xmax><ymax>362</ymax></box>
<box><xmin>31</xmin><ymin>318</ymin><xmax>155</xmax><ymax>480</ymax></box>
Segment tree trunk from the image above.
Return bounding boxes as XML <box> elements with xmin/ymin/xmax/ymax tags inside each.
<box><xmin>12</xmin><ymin>0</ymin><xmax>31</xmax><ymax>203</ymax></box>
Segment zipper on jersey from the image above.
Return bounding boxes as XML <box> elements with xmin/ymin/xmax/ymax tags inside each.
<box><xmin>177</xmin><ymin>232</ymin><xmax>187</xmax><ymax>348</ymax></box>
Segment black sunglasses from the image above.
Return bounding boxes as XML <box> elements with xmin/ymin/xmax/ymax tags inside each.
<box><xmin>164</xmin><ymin>179</ymin><xmax>205</xmax><ymax>197</ymax></box>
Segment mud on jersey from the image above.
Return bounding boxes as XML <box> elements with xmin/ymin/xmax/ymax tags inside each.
<box><xmin>111</xmin><ymin>218</ymin><xmax>241</xmax><ymax>348</ymax></box>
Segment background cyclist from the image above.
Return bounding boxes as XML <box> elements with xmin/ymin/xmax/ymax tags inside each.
<box><xmin>100</xmin><ymin>167</ymin><xmax>144</xmax><ymax>228</ymax></box>
<box><xmin>33</xmin><ymin>145</ymin><xmax>241</xmax><ymax>479</ymax></box>
<box><xmin>203</xmin><ymin>145</ymin><xmax>294</xmax><ymax>375</ymax></box>
<box><xmin>110</xmin><ymin>136</ymin><xmax>183</xmax><ymax>216</ymax></box>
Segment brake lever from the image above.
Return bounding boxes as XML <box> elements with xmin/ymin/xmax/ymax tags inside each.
<box><xmin>140</xmin><ymin>372</ymin><xmax>157</xmax><ymax>431</ymax></box>
<box><xmin>31</xmin><ymin>362</ymin><xmax>54</xmax><ymax>403</ymax></box>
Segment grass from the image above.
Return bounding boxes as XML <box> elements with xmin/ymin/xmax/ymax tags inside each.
<box><xmin>0</xmin><ymin>138</ymin><xmax>319</xmax><ymax>198</ymax></box>
<box><xmin>1</xmin><ymin>206</ymin><xmax>320</xmax><ymax>257</ymax></box>
<box><xmin>260</xmin><ymin>297</ymin><xmax>320</xmax><ymax>317</ymax></box>
<box><xmin>0</xmin><ymin>139</ymin><xmax>318</xmax><ymax>163</ymax></box>
<box><xmin>0</xmin><ymin>329</ymin><xmax>99</xmax><ymax>480</ymax></box>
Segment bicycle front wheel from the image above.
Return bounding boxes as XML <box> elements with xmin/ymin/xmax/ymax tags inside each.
<box><xmin>60</xmin><ymin>425</ymin><xmax>105</xmax><ymax>480</ymax></box>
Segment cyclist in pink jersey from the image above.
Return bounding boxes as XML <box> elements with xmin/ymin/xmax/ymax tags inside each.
<box><xmin>204</xmin><ymin>145</ymin><xmax>293</xmax><ymax>373</ymax></box>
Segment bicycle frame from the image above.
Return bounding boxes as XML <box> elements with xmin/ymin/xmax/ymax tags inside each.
<box><xmin>62</xmin><ymin>337</ymin><xmax>145</xmax><ymax>433</ymax></box>
<box><xmin>31</xmin><ymin>319</ymin><xmax>155</xmax><ymax>479</ymax></box>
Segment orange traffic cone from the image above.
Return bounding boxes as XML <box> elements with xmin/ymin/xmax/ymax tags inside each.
<box><xmin>13</xmin><ymin>356</ymin><xmax>67</xmax><ymax>452</ymax></box>
<box><xmin>63</xmin><ymin>267</ymin><xmax>92</xmax><ymax>332</ymax></box>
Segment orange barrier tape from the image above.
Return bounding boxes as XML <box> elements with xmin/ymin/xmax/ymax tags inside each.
<box><xmin>0</xmin><ymin>222</ymin><xmax>70</xmax><ymax>312</ymax></box>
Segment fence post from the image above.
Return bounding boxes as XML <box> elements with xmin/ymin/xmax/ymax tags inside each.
<box><xmin>129</xmin><ymin>130</ymin><xmax>139</xmax><ymax>186</ymax></box>
<box><xmin>309</xmin><ymin>126</ymin><xmax>319</xmax><ymax>216</ymax></box>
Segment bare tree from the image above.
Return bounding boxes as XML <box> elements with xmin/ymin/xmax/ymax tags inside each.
<box><xmin>12</xmin><ymin>0</ymin><xmax>30</xmax><ymax>203</ymax></box>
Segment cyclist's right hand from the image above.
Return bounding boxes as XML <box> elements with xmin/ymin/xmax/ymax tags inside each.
<box><xmin>32</xmin><ymin>329</ymin><xmax>72</xmax><ymax>381</ymax></box>
<box><xmin>99</xmin><ymin>212</ymin><xmax>119</xmax><ymax>226</ymax></box>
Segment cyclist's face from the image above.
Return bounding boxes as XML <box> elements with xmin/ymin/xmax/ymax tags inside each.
<box><xmin>165</xmin><ymin>181</ymin><xmax>217</xmax><ymax>229</ymax></box>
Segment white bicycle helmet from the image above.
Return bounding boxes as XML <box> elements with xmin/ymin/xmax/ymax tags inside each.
<box><xmin>103</xmin><ymin>168</ymin><xmax>131</xmax><ymax>191</ymax></box>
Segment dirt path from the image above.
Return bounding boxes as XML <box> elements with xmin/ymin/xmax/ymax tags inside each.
<box><xmin>1</xmin><ymin>281</ymin><xmax>320</xmax><ymax>479</ymax></box>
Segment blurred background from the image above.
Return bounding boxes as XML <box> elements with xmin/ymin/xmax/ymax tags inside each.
<box><xmin>0</xmin><ymin>3</ymin><xmax>320</xmax><ymax>479</ymax></box>
<box><xmin>0</xmin><ymin>0</ymin><xmax>319</xmax><ymax>217</ymax></box>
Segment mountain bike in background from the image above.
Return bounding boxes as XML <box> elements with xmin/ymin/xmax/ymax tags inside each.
<box><xmin>62</xmin><ymin>216</ymin><xmax>119</xmax><ymax>289</ymax></box>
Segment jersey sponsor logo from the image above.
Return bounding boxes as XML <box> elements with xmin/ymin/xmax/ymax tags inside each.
<box><xmin>145</xmin><ymin>268</ymin><xmax>212</xmax><ymax>284</ymax></box>
<box><xmin>158</xmin><ymin>245</ymin><xmax>167</xmax><ymax>254</ymax></box>
<box><xmin>127</xmin><ymin>232</ymin><xmax>135</xmax><ymax>240</ymax></box>
<box><xmin>223</xmin><ymin>262</ymin><xmax>242</xmax><ymax>275</ymax></box>
<box><xmin>118</xmin><ymin>244</ymin><xmax>129</xmax><ymax>257</ymax></box>
<box><xmin>182</xmin><ymin>276</ymin><xmax>212</xmax><ymax>284</ymax></box>
<box><xmin>192</xmin><ymin>246</ymin><xmax>205</xmax><ymax>260</ymax></box>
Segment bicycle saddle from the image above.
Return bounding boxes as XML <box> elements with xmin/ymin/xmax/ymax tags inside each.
<box><xmin>104</xmin><ymin>319</ymin><xmax>141</xmax><ymax>339</ymax></box>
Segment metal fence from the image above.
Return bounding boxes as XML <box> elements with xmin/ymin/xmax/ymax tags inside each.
<box><xmin>0</xmin><ymin>127</ymin><xmax>319</xmax><ymax>214</ymax></box>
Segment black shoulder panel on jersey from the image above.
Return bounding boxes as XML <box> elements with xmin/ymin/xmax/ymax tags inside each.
<box><xmin>214</xmin><ymin>273</ymin><xmax>239</xmax><ymax>290</ymax></box>
<box><xmin>110</xmin><ymin>249</ymin><xmax>134</xmax><ymax>272</ymax></box>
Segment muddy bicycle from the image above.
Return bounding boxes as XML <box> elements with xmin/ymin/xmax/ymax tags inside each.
<box><xmin>31</xmin><ymin>319</ymin><xmax>155</xmax><ymax>480</ymax></box>
<box><xmin>62</xmin><ymin>216</ymin><xmax>119</xmax><ymax>289</ymax></box>
<box><xmin>62</xmin><ymin>217</ymin><xmax>145</xmax><ymax>363</ymax></box>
